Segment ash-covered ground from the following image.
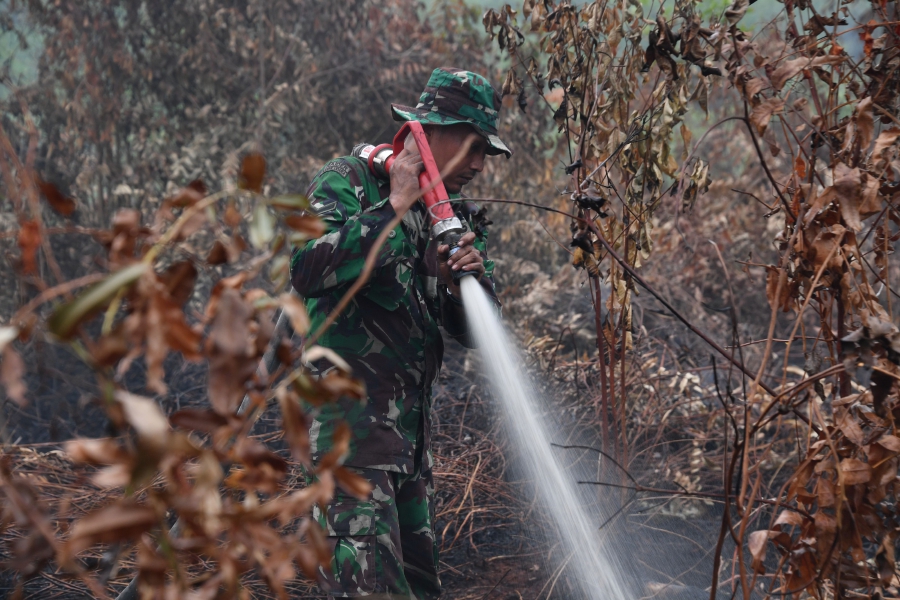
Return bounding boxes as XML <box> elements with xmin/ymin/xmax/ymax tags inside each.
<box><xmin>2</xmin><ymin>324</ymin><xmax>744</xmax><ymax>599</ymax></box>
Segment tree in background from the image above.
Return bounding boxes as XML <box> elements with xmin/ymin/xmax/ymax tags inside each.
<box><xmin>1</xmin><ymin>0</ymin><xmax>494</xmax><ymax>225</ymax></box>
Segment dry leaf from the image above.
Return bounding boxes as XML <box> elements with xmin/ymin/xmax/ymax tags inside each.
<box><xmin>317</xmin><ymin>421</ymin><xmax>351</xmax><ymax>471</ymax></box>
<box><xmin>834</xmin><ymin>164</ymin><xmax>864</xmax><ymax>231</ymax></box>
<box><xmin>856</xmin><ymin>97</ymin><xmax>875</xmax><ymax>152</ymax></box>
<box><xmin>91</xmin><ymin>330</ymin><xmax>130</xmax><ymax>366</ymax></box>
<box><xmin>35</xmin><ymin>176</ymin><xmax>77</xmax><ymax>216</ymax></box>
<box><xmin>91</xmin><ymin>464</ymin><xmax>132</xmax><ymax>488</ymax></box>
<box><xmin>285</xmin><ymin>214</ymin><xmax>326</xmax><ymax>239</ymax></box>
<box><xmin>840</xmin><ymin>457</ymin><xmax>872</xmax><ymax>484</ymax></box>
<box><xmin>805</xmin><ymin>164</ymin><xmax>873</xmax><ymax>231</ymax></box>
<box><xmin>226</xmin><ymin>438</ymin><xmax>287</xmax><ymax>493</ymax></box>
<box><xmin>724</xmin><ymin>0</ymin><xmax>748</xmax><ymax>25</ymax></box>
<box><xmin>250</xmin><ymin>203</ymin><xmax>275</xmax><ymax>248</ymax></box>
<box><xmin>837</xmin><ymin>409</ymin><xmax>866</xmax><ymax>446</ymax></box>
<box><xmin>743</xmin><ymin>77</ymin><xmax>766</xmax><ymax>100</ymax></box>
<box><xmin>115</xmin><ymin>391</ymin><xmax>169</xmax><ymax>453</ymax></box>
<box><xmin>806</xmin><ymin>226</ymin><xmax>846</xmax><ymax>270</ymax></box>
<box><xmin>794</xmin><ymin>156</ymin><xmax>807</xmax><ymax>179</ymax></box>
<box><xmin>63</xmin><ymin>501</ymin><xmax>158</xmax><ymax>561</ymax></box>
<box><xmin>304</xmin><ymin>345</ymin><xmax>351</xmax><ymax>372</ymax></box>
<box><xmin>240</xmin><ymin>153</ymin><xmax>266</xmax><ymax>193</ymax></box>
<box><xmin>814</xmin><ymin>509</ymin><xmax>837</xmax><ymax>557</ymax></box>
<box><xmin>169</xmin><ymin>408</ymin><xmax>228</xmax><ymax>433</ymax></box>
<box><xmin>206</xmin><ymin>288</ymin><xmax>256</xmax><ymax>416</ymax></box>
<box><xmin>774</xmin><ymin>510</ymin><xmax>804</xmax><ymax>528</ymax></box>
<box><xmin>17</xmin><ymin>220</ymin><xmax>40</xmax><ymax>275</ymax></box>
<box><xmin>334</xmin><ymin>465</ymin><xmax>373</xmax><ymax>499</ymax></box>
<box><xmin>0</xmin><ymin>327</ymin><xmax>19</xmax><ymax>354</ymax></box>
<box><xmin>680</xmin><ymin>123</ymin><xmax>692</xmax><ymax>159</ymax></box>
<box><xmin>749</xmin><ymin>97</ymin><xmax>785</xmax><ymax>135</ymax></box>
<box><xmin>877</xmin><ymin>534</ymin><xmax>896</xmax><ymax>585</ymax></box>
<box><xmin>876</xmin><ymin>434</ymin><xmax>900</xmax><ymax>452</ymax></box>
<box><xmin>748</xmin><ymin>529</ymin><xmax>769</xmax><ymax>570</ymax></box>
<box><xmin>278</xmin><ymin>387</ymin><xmax>310</xmax><ymax>465</ymax></box>
<box><xmin>817</xmin><ymin>476</ymin><xmax>836</xmax><ymax>508</ymax></box>
<box><xmin>769</xmin><ymin>55</ymin><xmax>843</xmax><ymax>91</ymax></box>
<box><xmin>765</xmin><ymin>266</ymin><xmax>793</xmax><ymax>312</ymax></box>
<box><xmin>0</xmin><ymin>347</ymin><xmax>26</xmax><ymax>406</ymax></box>
<box><xmin>318</xmin><ymin>370</ymin><xmax>365</xmax><ymax>400</ymax></box>
<box><xmin>164</xmin><ymin>186</ymin><xmax>204</xmax><ymax>208</ymax></box>
<box><xmin>159</xmin><ymin>261</ymin><xmax>197</xmax><ymax>307</ymax></box>
<box><xmin>224</xmin><ymin>202</ymin><xmax>243</xmax><ymax>228</ymax></box>
<box><xmin>279</xmin><ymin>293</ymin><xmax>311</xmax><ymax>336</ymax></box>
<box><xmin>872</xmin><ymin>128</ymin><xmax>900</xmax><ymax>164</ymax></box>
<box><xmin>145</xmin><ymin>292</ymin><xmax>169</xmax><ymax>395</ymax></box>
<box><xmin>858</xmin><ymin>172</ymin><xmax>880</xmax><ymax>218</ymax></box>
<box><xmin>207</xmin><ymin>240</ymin><xmax>229</xmax><ymax>265</ymax></box>
<box><xmin>65</xmin><ymin>438</ymin><xmax>130</xmax><ymax>465</ymax></box>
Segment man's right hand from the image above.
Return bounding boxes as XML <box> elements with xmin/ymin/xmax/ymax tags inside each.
<box><xmin>388</xmin><ymin>134</ymin><xmax>424</xmax><ymax>217</ymax></box>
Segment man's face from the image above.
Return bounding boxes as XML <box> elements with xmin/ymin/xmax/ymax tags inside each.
<box><xmin>424</xmin><ymin>123</ymin><xmax>488</xmax><ymax>194</ymax></box>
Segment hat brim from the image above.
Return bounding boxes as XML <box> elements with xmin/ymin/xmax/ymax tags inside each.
<box><xmin>391</xmin><ymin>104</ymin><xmax>511</xmax><ymax>158</ymax></box>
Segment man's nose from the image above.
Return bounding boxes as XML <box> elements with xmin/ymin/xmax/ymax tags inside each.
<box><xmin>470</xmin><ymin>150</ymin><xmax>485</xmax><ymax>173</ymax></box>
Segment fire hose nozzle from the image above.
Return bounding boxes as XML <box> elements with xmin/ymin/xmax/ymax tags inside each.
<box><xmin>431</xmin><ymin>216</ymin><xmax>464</xmax><ymax>240</ymax></box>
<box><xmin>433</xmin><ymin>217</ymin><xmax>476</xmax><ymax>282</ymax></box>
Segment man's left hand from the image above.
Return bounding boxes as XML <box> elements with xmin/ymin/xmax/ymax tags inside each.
<box><xmin>437</xmin><ymin>231</ymin><xmax>485</xmax><ymax>298</ymax></box>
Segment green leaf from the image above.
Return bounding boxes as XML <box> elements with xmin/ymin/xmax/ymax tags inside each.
<box><xmin>267</xmin><ymin>194</ymin><xmax>310</xmax><ymax>211</ymax></box>
<box><xmin>48</xmin><ymin>263</ymin><xmax>148</xmax><ymax>340</ymax></box>
<box><xmin>249</xmin><ymin>203</ymin><xmax>275</xmax><ymax>249</ymax></box>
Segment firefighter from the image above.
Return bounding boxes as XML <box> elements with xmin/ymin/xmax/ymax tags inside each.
<box><xmin>290</xmin><ymin>67</ymin><xmax>510</xmax><ymax>598</ymax></box>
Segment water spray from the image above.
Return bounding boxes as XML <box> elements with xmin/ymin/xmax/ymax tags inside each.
<box><xmin>459</xmin><ymin>275</ymin><xmax>631</xmax><ymax>598</ymax></box>
<box><xmin>352</xmin><ymin>121</ymin><xmax>475</xmax><ymax>281</ymax></box>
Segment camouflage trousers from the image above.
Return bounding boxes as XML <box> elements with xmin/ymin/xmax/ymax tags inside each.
<box><xmin>313</xmin><ymin>465</ymin><xmax>441</xmax><ymax>599</ymax></box>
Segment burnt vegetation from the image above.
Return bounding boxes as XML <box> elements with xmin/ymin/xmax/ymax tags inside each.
<box><xmin>2</xmin><ymin>0</ymin><xmax>900</xmax><ymax>598</ymax></box>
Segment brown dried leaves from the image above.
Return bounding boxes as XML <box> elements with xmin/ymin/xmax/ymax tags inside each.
<box><xmin>62</xmin><ymin>501</ymin><xmax>158</xmax><ymax>563</ymax></box>
<box><xmin>804</xmin><ymin>163</ymin><xmax>880</xmax><ymax>232</ymax></box>
<box><xmin>0</xmin><ymin>344</ymin><xmax>26</xmax><ymax>406</ymax></box>
<box><xmin>749</xmin><ymin>97</ymin><xmax>784</xmax><ymax>136</ymax></box>
<box><xmin>1</xmin><ymin>143</ymin><xmax>365</xmax><ymax>595</ymax></box>
<box><xmin>206</xmin><ymin>288</ymin><xmax>257</xmax><ymax>417</ymax></box>
<box><xmin>239</xmin><ymin>153</ymin><xmax>266</xmax><ymax>193</ymax></box>
<box><xmin>17</xmin><ymin>219</ymin><xmax>40</xmax><ymax>275</ymax></box>
<box><xmin>35</xmin><ymin>176</ymin><xmax>77</xmax><ymax>217</ymax></box>
<box><xmin>769</xmin><ymin>55</ymin><xmax>844</xmax><ymax>92</ymax></box>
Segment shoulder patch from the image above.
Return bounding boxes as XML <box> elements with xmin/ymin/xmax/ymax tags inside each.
<box><xmin>310</xmin><ymin>199</ymin><xmax>338</xmax><ymax>216</ymax></box>
<box><xmin>321</xmin><ymin>160</ymin><xmax>351</xmax><ymax>178</ymax></box>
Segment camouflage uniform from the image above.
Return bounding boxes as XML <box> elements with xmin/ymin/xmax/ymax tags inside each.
<box><xmin>291</xmin><ymin>67</ymin><xmax>508</xmax><ymax>599</ymax></box>
<box><xmin>312</xmin><ymin>467</ymin><xmax>439</xmax><ymax>599</ymax></box>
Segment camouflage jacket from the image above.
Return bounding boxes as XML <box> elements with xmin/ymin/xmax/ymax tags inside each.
<box><xmin>290</xmin><ymin>156</ymin><xmax>499</xmax><ymax>474</ymax></box>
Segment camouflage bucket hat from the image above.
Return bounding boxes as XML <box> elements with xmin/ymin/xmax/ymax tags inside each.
<box><xmin>392</xmin><ymin>67</ymin><xmax>512</xmax><ymax>158</ymax></box>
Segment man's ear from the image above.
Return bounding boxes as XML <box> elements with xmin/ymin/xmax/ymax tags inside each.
<box><xmin>422</xmin><ymin>123</ymin><xmax>437</xmax><ymax>143</ymax></box>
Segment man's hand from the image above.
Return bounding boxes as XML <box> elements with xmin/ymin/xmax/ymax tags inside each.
<box><xmin>388</xmin><ymin>134</ymin><xmax>424</xmax><ymax>217</ymax></box>
<box><xmin>438</xmin><ymin>231</ymin><xmax>485</xmax><ymax>298</ymax></box>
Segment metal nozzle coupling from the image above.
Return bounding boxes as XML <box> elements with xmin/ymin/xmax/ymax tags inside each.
<box><xmin>433</xmin><ymin>217</ymin><xmax>476</xmax><ymax>282</ymax></box>
<box><xmin>351</xmin><ymin>142</ymin><xmax>393</xmax><ymax>180</ymax></box>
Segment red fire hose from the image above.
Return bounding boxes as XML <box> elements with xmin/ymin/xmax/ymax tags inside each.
<box><xmin>353</xmin><ymin>121</ymin><xmax>472</xmax><ymax>279</ymax></box>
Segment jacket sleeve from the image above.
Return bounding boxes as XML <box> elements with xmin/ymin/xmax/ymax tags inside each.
<box><xmin>290</xmin><ymin>165</ymin><xmax>403</xmax><ymax>298</ymax></box>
